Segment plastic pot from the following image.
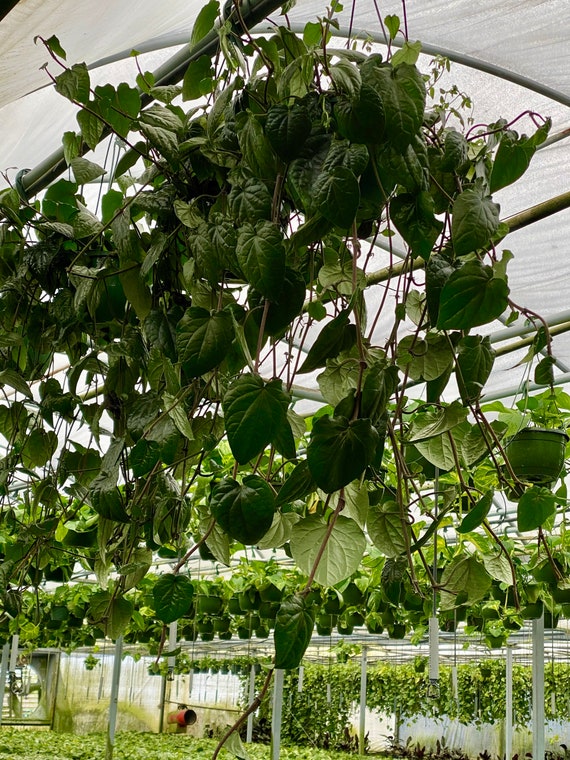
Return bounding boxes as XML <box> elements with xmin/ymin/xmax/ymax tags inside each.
<box><xmin>505</xmin><ymin>427</ymin><xmax>568</xmax><ymax>484</ymax></box>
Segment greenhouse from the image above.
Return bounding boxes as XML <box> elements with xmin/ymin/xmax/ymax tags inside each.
<box><xmin>1</xmin><ymin>0</ymin><xmax>570</xmax><ymax>758</ymax></box>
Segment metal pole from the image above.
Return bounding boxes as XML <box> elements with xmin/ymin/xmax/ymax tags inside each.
<box><xmin>532</xmin><ymin>616</ymin><xmax>545</xmax><ymax>760</ymax></box>
<box><xmin>359</xmin><ymin>646</ymin><xmax>368</xmax><ymax>755</ymax></box>
<box><xmin>271</xmin><ymin>669</ymin><xmax>285</xmax><ymax>760</ymax></box>
<box><xmin>505</xmin><ymin>645</ymin><xmax>513</xmax><ymax>760</ymax></box>
<box><xmin>246</xmin><ymin>664</ymin><xmax>256</xmax><ymax>743</ymax></box>
<box><xmin>0</xmin><ymin>643</ymin><xmax>9</xmax><ymax>726</ymax></box>
<box><xmin>105</xmin><ymin>635</ymin><xmax>123</xmax><ymax>760</ymax></box>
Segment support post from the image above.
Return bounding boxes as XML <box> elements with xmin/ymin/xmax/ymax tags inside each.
<box><xmin>359</xmin><ymin>645</ymin><xmax>368</xmax><ymax>755</ymax></box>
<box><xmin>532</xmin><ymin>616</ymin><xmax>545</xmax><ymax>760</ymax></box>
<box><xmin>105</xmin><ymin>635</ymin><xmax>123</xmax><ymax>760</ymax></box>
<box><xmin>505</xmin><ymin>645</ymin><xmax>513</xmax><ymax>760</ymax></box>
<box><xmin>0</xmin><ymin>643</ymin><xmax>9</xmax><ymax>726</ymax></box>
<box><xmin>271</xmin><ymin>668</ymin><xmax>285</xmax><ymax>760</ymax></box>
<box><xmin>246</xmin><ymin>663</ymin><xmax>256</xmax><ymax>743</ymax></box>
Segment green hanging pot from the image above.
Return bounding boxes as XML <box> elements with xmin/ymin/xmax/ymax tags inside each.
<box><xmin>505</xmin><ymin>427</ymin><xmax>568</xmax><ymax>484</ymax></box>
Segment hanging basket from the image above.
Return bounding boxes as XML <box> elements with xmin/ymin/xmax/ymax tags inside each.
<box><xmin>505</xmin><ymin>427</ymin><xmax>568</xmax><ymax>484</ymax></box>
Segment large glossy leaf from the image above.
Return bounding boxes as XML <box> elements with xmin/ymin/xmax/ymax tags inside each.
<box><xmin>440</xmin><ymin>556</ymin><xmax>492</xmax><ymax>610</ymax></box>
<box><xmin>287</xmin><ymin>132</ymin><xmax>332</xmax><ymax>213</ymax></box>
<box><xmin>265</xmin><ymin>103</ymin><xmax>312</xmax><ymax>162</ymax></box>
<box><xmin>276</xmin><ymin>459</ymin><xmax>317</xmax><ymax>507</ymax></box>
<box><xmin>456</xmin><ymin>335</ymin><xmax>496</xmax><ymax>403</ymax></box>
<box><xmin>517</xmin><ymin>486</ymin><xmax>558</xmax><ymax>532</ymax></box>
<box><xmin>21</xmin><ymin>429</ymin><xmax>58</xmax><ymax>469</ymax></box>
<box><xmin>274</xmin><ymin>594</ymin><xmax>315</xmax><ymax>669</ymax></box>
<box><xmin>490</xmin><ymin>120</ymin><xmax>550</xmax><ymax>193</ymax></box>
<box><xmin>390</xmin><ymin>190</ymin><xmax>443</xmax><ymax>259</ymax></box>
<box><xmin>437</xmin><ymin>260</ymin><xmax>509</xmax><ymax>331</ymax></box>
<box><xmin>249</xmin><ymin>267</ymin><xmax>306</xmax><ymax>336</ymax></box>
<box><xmin>88</xmin><ymin>590</ymin><xmax>134</xmax><ymax>640</ymax></box>
<box><xmin>451</xmin><ymin>183</ymin><xmax>500</xmax><ymax>256</ymax></box>
<box><xmin>298</xmin><ymin>309</ymin><xmax>357</xmax><ymax>374</ymax></box>
<box><xmin>153</xmin><ymin>574</ymin><xmax>194</xmax><ymax>624</ymax></box>
<box><xmin>290</xmin><ymin>515</ymin><xmax>366</xmax><ymax>586</ymax></box>
<box><xmin>54</xmin><ymin>62</ymin><xmax>90</xmax><ymax>103</ymax></box>
<box><xmin>376</xmin><ymin>135</ymin><xmax>429</xmax><ymax>194</ymax></box>
<box><xmin>307</xmin><ymin>415</ymin><xmax>379</xmax><ymax>492</ymax></box>
<box><xmin>176</xmin><ymin>307</ymin><xmax>234</xmax><ymax>376</ymax></box>
<box><xmin>362</xmin><ymin>61</ymin><xmax>425</xmax><ymax>150</ymax></box>
<box><xmin>313</xmin><ymin>166</ymin><xmax>360</xmax><ymax>230</ymax></box>
<box><xmin>457</xmin><ymin>491</ymin><xmax>493</xmax><ymax>534</ymax></box>
<box><xmin>210</xmin><ymin>475</ymin><xmax>275</xmax><ymax>545</ymax></box>
<box><xmin>236</xmin><ymin>221</ymin><xmax>286</xmax><ymax>301</ymax></box>
<box><xmin>257</xmin><ymin>511</ymin><xmax>301</xmax><ymax>549</ymax></box>
<box><xmin>397</xmin><ymin>333</ymin><xmax>454</xmax><ymax>382</ymax></box>
<box><xmin>367</xmin><ymin>500</ymin><xmax>408</xmax><ymax>557</ymax></box>
<box><xmin>333</xmin><ymin>83</ymin><xmax>385</xmax><ymax>145</ymax></box>
<box><xmin>229</xmin><ymin>177</ymin><xmax>273</xmax><ymax>224</ymax></box>
<box><xmin>223</xmin><ymin>373</ymin><xmax>291</xmax><ymax>463</ymax></box>
<box><xmin>408</xmin><ymin>401</ymin><xmax>468</xmax><ymax>442</ymax></box>
<box><xmin>425</xmin><ymin>253</ymin><xmax>456</xmax><ymax>327</ymax></box>
<box><xmin>190</xmin><ymin>0</ymin><xmax>219</xmax><ymax>46</ymax></box>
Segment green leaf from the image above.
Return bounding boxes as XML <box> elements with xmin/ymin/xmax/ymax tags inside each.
<box><xmin>229</xmin><ymin>178</ymin><xmax>273</xmax><ymax>224</ymax></box>
<box><xmin>367</xmin><ymin>501</ymin><xmax>408</xmax><ymax>557</ymax></box>
<box><xmin>176</xmin><ymin>307</ymin><xmax>234</xmax><ymax>376</ymax></box>
<box><xmin>69</xmin><ymin>156</ymin><xmax>106</xmax><ymax>185</ymax></box>
<box><xmin>362</xmin><ymin>61</ymin><xmax>425</xmax><ymax>150</ymax></box>
<box><xmin>490</xmin><ymin>120</ymin><xmax>551</xmax><ymax>193</ymax></box>
<box><xmin>153</xmin><ymin>574</ymin><xmax>194</xmax><ymax>624</ymax></box>
<box><xmin>534</xmin><ymin>356</ymin><xmax>555</xmax><ymax>386</ymax></box>
<box><xmin>384</xmin><ymin>14</ymin><xmax>400</xmax><ymax>39</ymax></box>
<box><xmin>236</xmin><ymin>222</ymin><xmax>286</xmax><ymax>301</ymax></box>
<box><xmin>457</xmin><ymin>491</ymin><xmax>493</xmax><ymax>534</ymax></box>
<box><xmin>451</xmin><ymin>183</ymin><xmax>500</xmax><ymax>256</ymax></box>
<box><xmin>314</xmin><ymin>166</ymin><xmax>360</xmax><ymax>229</ymax></box>
<box><xmin>390</xmin><ymin>190</ymin><xmax>443</xmax><ymax>259</ymax></box>
<box><xmin>333</xmin><ymin>84</ymin><xmax>385</xmax><ymax>145</ymax></box>
<box><xmin>183</xmin><ymin>55</ymin><xmax>215</xmax><ymax>100</ymax></box>
<box><xmin>303</xmin><ymin>21</ymin><xmax>323</xmax><ymax>47</ymax></box>
<box><xmin>265</xmin><ymin>103</ymin><xmax>312</xmax><ymax>162</ymax></box>
<box><xmin>274</xmin><ymin>595</ymin><xmax>315</xmax><ymax>669</ymax></box>
<box><xmin>257</xmin><ymin>511</ymin><xmax>301</xmax><ymax>549</ymax></box>
<box><xmin>249</xmin><ymin>267</ymin><xmax>306</xmax><ymax>337</ymax></box>
<box><xmin>210</xmin><ymin>475</ymin><xmax>275</xmax><ymax>545</ymax></box>
<box><xmin>437</xmin><ymin>260</ymin><xmax>509</xmax><ymax>331</ymax></box>
<box><xmin>298</xmin><ymin>309</ymin><xmax>357</xmax><ymax>374</ymax></box>
<box><xmin>391</xmin><ymin>40</ymin><xmax>422</xmax><ymax>67</ymax></box>
<box><xmin>54</xmin><ymin>63</ymin><xmax>90</xmax><ymax>104</ymax></box>
<box><xmin>21</xmin><ymin>429</ymin><xmax>58</xmax><ymax>468</ymax></box>
<box><xmin>290</xmin><ymin>515</ymin><xmax>366</xmax><ymax>586</ymax></box>
<box><xmin>44</xmin><ymin>34</ymin><xmax>67</xmax><ymax>59</ymax></box>
<box><xmin>276</xmin><ymin>460</ymin><xmax>317</xmax><ymax>507</ymax></box>
<box><xmin>440</xmin><ymin>556</ymin><xmax>492</xmax><ymax>610</ymax></box>
<box><xmin>307</xmin><ymin>415</ymin><xmax>379</xmax><ymax>493</ymax></box>
<box><xmin>222</xmin><ymin>374</ymin><xmax>291</xmax><ymax>464</ymax></box>
<box><xmin>76</xmin><ymin>108</ymin><xmax>104</xmax><ymax>150</ymax></box>
<box><xmin>397</xmin><ymin>333</ymin><xmax>454</xmax><ymax>382</ymax></box>
<box><xmin>408</xmin><ymin>401</ymin><xmax>468</xmax><ymax>442</ymax></box>
<box><xmin>517</xmin><ymin>486</ymin><xmax>557</xmax><ymax>532</ymax></box>
<box><xmin>190</xmin><ymin>0</ymin><xmax>219</xmax><ymax>46</ymax></box>
<box><xmin>0</xmin><ymin>369</ymin><xmax>33</xmax><ymax>399</ymax></box>
<box><xmin>483</xmin><ymin>552</ymin><xmax>513</xmax><ymax>586</ymax></box>
<box><xmin>456</xmin><ymin>335</ymin><xmax>496</xmax><ymax>403</ymax></box>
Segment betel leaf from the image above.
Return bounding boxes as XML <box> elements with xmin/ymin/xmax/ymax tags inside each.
<box><xmin>298</xmin><ymin>309</ymin><xmax>357</xmax><ymax>374</ymax></box>
<box><xmin>21</xmin><ymin>429</ymin><xmax>58</xmax><ymax>469</ymax></box>
<box><xmin>457</xmin><ymin>490</ymin><xmax>493</xmax><ymax>534</ymax></box>
<box><xmin>176</xmin><ymin>307</ymin><xmax>234</xmax><ymax>376</ymax></box>
<box><xmin>451</xmin><ymin>183</ymin><xmax>500</xmax><ymax>256</ymax></box>
<box><xmin>534</xmin><ymin>355</ymin><xmax>555</xmax><ymax>386</ymax></box>
<box><xmin>249</xmin><ymin>267</ymin><xmax>306</xmax><ymax>337</ymax></box>
<box><xmin>313</xmin><ymin>165</ymin><xmax>360</xmax><ymax>230</ymax></box>
<box><xmin>257</xmin><ymin>511</ymin><xmax>301</xmax><ymax>549</ymax></box>
<box><xmin>54</xmin><ymin>63</ymin><xmax>90</xmax><ymax>104</ymax></box>
<box><xmin>77</xmin><ymin>108</ymin><xmax>104</xmax><ymax>150</ymax></box>
<box><xmin>307</xmin><ymin>415</ymin><xmax>379</xmax><ymax>493</ymax></box>
<box><xmin>190</xmin><ymin>0</ymin><xmax>219</xmax><ymax>47</ymax></box>
<box><xmin>210</xmin><ymin>475</ymin><xmax>275</xmax><ymax>545</ymax></box>
<box><xmin>362</xmin><ymin>61</ymin><xmax>425</xmax><ymax>150</ymax></box>
<box><xmin>439</xmin><ymin>555</ymin><xmax>492</xmax><ymax>610</ymax></box>
<box><xmin>229</xmin><ymin>178</ymin><xmax>273</xmax><ymax>224</ymax></box>
<box><xmin>265</xmin><ymin>103</ymin><xmax>312</xmax><ymax>162</ymax></box>
<box><xmin>390</xmin><ymin>190</ymin><xmax>443</xmax><ymax>260</ymax></box>
<box><xmin>397</xmin><ymin>333</ymin><xmax>454</xmax><ymax>382</ymax></box>
<box><xmin>490</xmin><ymin>119</ymin><xmax>551</xmax><ymax>193</ymax></box>
<box><xmin>182</xmin><ymin>55</ymin><xmax>215</xmax><ymax>101</ymax></box>
<box><xmin>367</xmin><ymin>500</ymin><xmax>408</xmax><ymax>557</ymax></box>
<box><xmin>290</xmin><ymin>515</ymin><xmax>366</xmax><ymax>586</ymax></box>
<box><xmin>222</xmin><ymin>373</ymin><xmax>291</xmax><ymax>463</ymax></box>
<box><xmin>333</xmin><ymin>84</ymin><xmax>385</xmax><ymax>145</ymax></box>
<box><xmin>456</xmin><ymin>335</ymin><xmax>496</xmax><ymax>403</ymax></box>
<box><xmin>276</xmin><ymin>459</ymin><xmax>317</xmax><ymax>507</ymax></box>
<box><xmin>517</xmin><ymin>486</ymin><xmax>558</xmax><ymax>532</ymax></box>
<box><xmin>408</xmin><ymin>400</ymin><xmax>468</xmax><ymax>442</ymax></box>
<box><xmin>437</xmin><ymin>260</ymin><xmax>509</xmax><ymax>331</ymax></box>
<box><xmin>236</xmin><ymin>221</ymin><xmax>286</xmax><ymax>301</ymax></box>
<box><xmin>425</xmin><ymin>253</ymin><xmax>455</xmax><ymax>327</ymax></box>
<box><xmin>274</xmin><ymin>594</ymin><xmax>315</xmax><ymax>669</ymax></box>
<box><xmin>413</xmin><ymin>434</ymin><xmax>455</xmax><ymax>472</ymax></box>
<box><xmin>152</xmin><ymin>574</ymin><xmax>194</xmax><ymax>624</ymax></box>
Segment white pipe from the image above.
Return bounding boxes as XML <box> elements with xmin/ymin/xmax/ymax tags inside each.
<box><xmin>105</xmin><ymin>636</ymin><xmax>124</xmax><ymax>760</ymax></box>
<box><xmin>505</xmin><ymin>645</ymin><xmax>513</xmax><ymax>760</ymax></box>
<box><xmin>297</xmin><ymin>666</ymin><xmax>304</xmax><ymax>693</ymax></box>
<box><xmin>359</xmin><ymin>646</ymin><xmax>368</xmax><ymax>756</ymax></box>
<box><xmin>271</xmin><ymin>669</ymin><xmax>285</xmax><ymax>760</ymax></box>
<box><xmin>0</xmin><ymin>643</ymin><xmax>9</xmax><ymax>727</ymax></box>
<box><xmin>246</xmin><ymin>664</ymin><xmax>256</xmax><ymax>743</ymax></box>
<box><xmin>429</xmin><ymin>617</ymin><xmax>439</xmax><ymax>682</ymax></box>
<box><xmin>9</xmin><ymin>635</ymin><xmax>18</xmax><ymax>672</ymax></box>
<box><xmin>532</xmin><ymin>616</ymin><xmax>545</xmax><ymax>760</ymax></box>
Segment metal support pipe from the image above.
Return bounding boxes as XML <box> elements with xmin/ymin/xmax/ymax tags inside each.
<box><xmin>532</xmin><ymin>616</ymin><xmax>545</xmax><ymax>760</ymax></box>
<box><xmin>246</xmin><ymin>664</ymin><xmax>256</xmax><ymax>743</ymax></box>
<box><xmin>271</xmin><ymin>668</ymin><xmax>285</xmax><ymax>760</ymax></box>
<box><xmin>0</xmin><ymin>643</ymin><xmax>9</xmax><ymax>726</ymax></box>
<box><xmin>505</xmin><ymin>645</ymin><xmax>513</xmax><ymax>760</ymax></box>
<box><xmin>105</xmin><ymin>635</ymin><xmax>123</xmax><ymax>760</ymax></box>
<box><xmin>359</xmin><ymin>646</ymin><xmax>368</xmax><ymax>755</ymax></box>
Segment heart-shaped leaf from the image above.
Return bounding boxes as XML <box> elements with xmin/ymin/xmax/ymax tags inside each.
<box><xmin>314</xmin><ymin>166</ymin><xmax>360</xmax><ymax>230</ymax></box>
<box><xmin>457</xmin><ymin>491</ymin><xmax>493</xmax><ymax>534</ymax></box>
<box><xmin>176</xmin><ymin>307</ymin><xmax>234</xmax><ymax>376</ymax></box>
<box><xmin>307</xmin><ymin>415</ymin><xmax>379</xmax><ymax>493</ymax></box>
<box><xmin>210</xmin><ymin>475</ymin><xmax>276</xmax><ymax>545</ymax></box>
<box><xmin>236</xmin><ymin>221</ymin><xmax>286</xmax><ymax>301</ymax></box>
<box><xmin>437</xmin><ymin>260</ymin><xmax>509</xmax><ymax>331</ymax></box>
<box><xmin>451</xmin><ymin>183</ymin><xmax>500</xmax><ymax>256</ymax></box>
<box><xmin>517</xmin><ymin>486</ymin><xmax>557</xmax><ymax>532</ymax></box>
<box><xmin>274</xmin><ymin>594</ymin><xmax>315</xmax><ymax>669</ymax></box>
<box><xmin>265</xmin><ymin>103</ymin><xmax>312</xmax><ymax>162</ymax></box>
<box><xmin>456</xmin><ymin>335</ymin><xmax>496</xmax><ymax>403</ymax></box>
<box><xmin>153</xmin><ymin>574</ymin><xmax>194</xmax><ymax>624</ymax></box>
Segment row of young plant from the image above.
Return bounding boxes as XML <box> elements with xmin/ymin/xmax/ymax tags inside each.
<box><xmin>240</xmin><ymin>657</ymin><xmax>570</xmax><ymax>751</ymax></box>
